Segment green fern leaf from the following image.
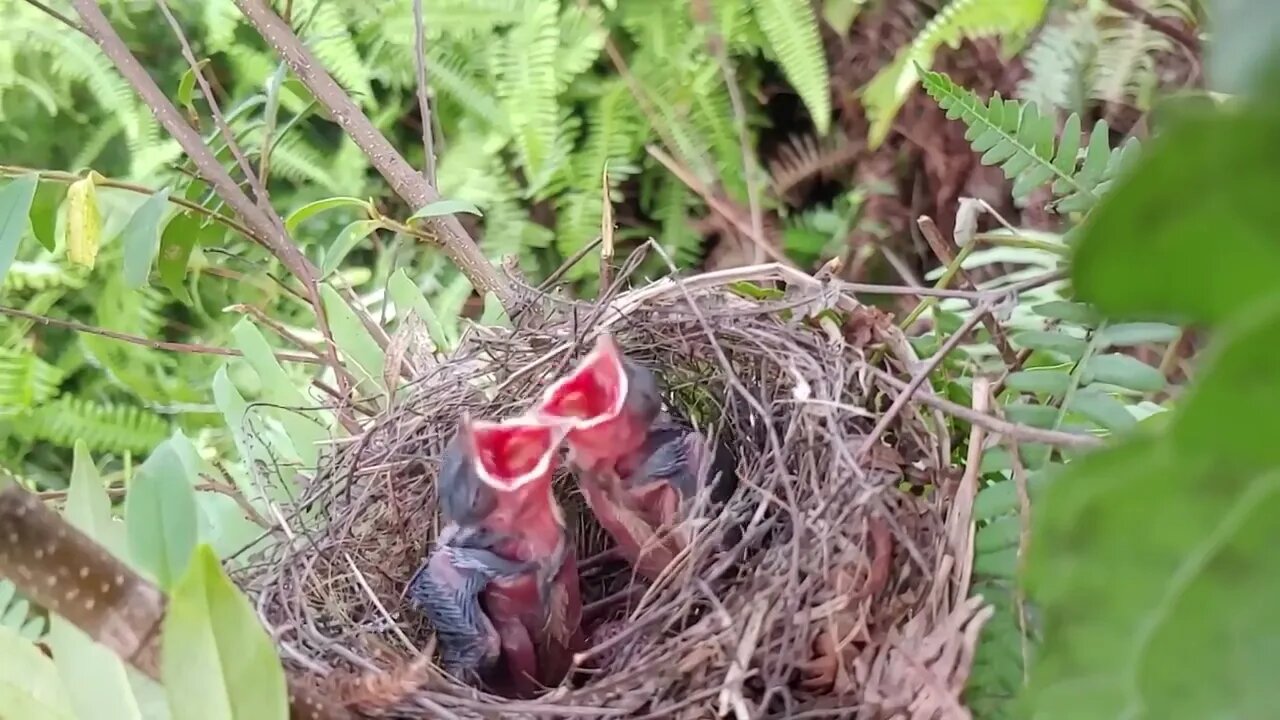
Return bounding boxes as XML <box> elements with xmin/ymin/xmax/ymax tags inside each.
<box><xmin>494</xmin><ymin>0</ymin><xmax>561</xmax><ymax>191</ymax></box>
<box><xmin>0</xmin><ymin>348</ymin><xmax>64</xmax><ymax>415</ymax></box>
<box><xmin>921</xmin><ymin>68</ymin><xmax>1136</xmax><ymax>211</ymax></box>
<box><xmin>15</xmin><ymin>396</ymin><xmax>169</xmax><ymax>455</ymax></box>
<box><xmin>750</xmin><ymin>0</ymin><xmax>831</xmax><ymax>134</ymax></box>
<box><xmin>862</xmin><ymin>0</ymin><xmax>1049</xmax><ymax>148</ymax></box>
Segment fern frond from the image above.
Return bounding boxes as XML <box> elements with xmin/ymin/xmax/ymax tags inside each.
<box><xmin>768</xmin><ymin>132</ymin><xmax>862</xmax><ymax>202</ymax></box>
<box><xmin>750</xmin><ymin>0</ymin><xmax>831</xmax><ymax>134</ymax></box>
<box><xmin>0</xmin><ymin>580</ymin><xmax>46</xmax><ymax>641</ymax></box>
<box><xmin>0</xmin><ymin>348</ymin><xmax>64</xmax><ymax>416</ymax></box>
<box><xmin>1090</xmin><ymin>0</ymin><xmax>1190</xmax><ymax>110</ymax></box>
<box><xmin>16</xmin><ymin>396</ymin><xmax>169</xmax><ymax>455</ymax></box>
<box><xmin>555</xmin><ymin>4</ymin><xmax>606</xmax><ymax>91</ymax></box>
<box><xmin>494</xmin><ymin>0</ymin><xmax>561</xmax><ymax>191</ymax></box>
<box><xmin>1016</xmin><ymin>10</ymin><xmax>1097</xmax><ymax>115</ymax></box>
<box><xmin>290</xmin><ymin>0</ymin><xmax>374</xmax><ymax>105</ymax></box>
<box><xmin>0</xmin><ymin>261</ymin><xmax>87</xmax><ymax>295</ymax></box>
<box><xmin>921</xmin><ymin>69</ymin><xmax>1141</xmax><ymax>212</ymax></box>
<box><xmin>861</xmin><ymin>0</ymin><xmax>1049</xmax><ymax>148</ymax></box>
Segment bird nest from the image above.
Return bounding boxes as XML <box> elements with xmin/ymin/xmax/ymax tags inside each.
<box><xmin>239</xmin><ymin>265</ymin><xmax>986</xmax><ymax>719</ymax></box>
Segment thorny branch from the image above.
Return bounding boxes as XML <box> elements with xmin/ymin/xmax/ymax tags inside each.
<box><xmin>233</xmin><ymin>0</ymin><xmax>519</xmax><ymax>310</ymax></box>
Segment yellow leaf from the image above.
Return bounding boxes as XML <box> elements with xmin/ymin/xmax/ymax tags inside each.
<box><xmin>65</xmin><ymin>173</ymin><xmax>103</xmax><ymax>269</ymax></box>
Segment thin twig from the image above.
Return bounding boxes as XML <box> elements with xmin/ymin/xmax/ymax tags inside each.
<box><xmin>0</xmin><ymin>305</ymin><xmax>322</xmax><ymax>364</ymax></box>
<box><xmin>646</xmin><ymin>145</ymin><xmax>793</xmax><ymax>267</ymax></box>
<box><xmin>918</xmin><ymin>216</ymin><xmax>1020</xmax><ymax>368</ymax></box>
<box><xmin>155</xmin><ymin>0</ymin><xmax>279</xmax><ymax>228</ymax></box>
<box><xmin>20</xmin><ymin>0</ymin><xmax>88</xmax><ymax>36</ymax></box>
<box><xmin>412</xmin><ymin>0</ymin><xmax>437</xmax><ymax>185</ymax></box>
<box><xmin>859</xmin><ymin>303</ymin><xmax>992</xmax><ymax>459</ymax></box>
<box><xmin>233</xmin><ymin>0</ymin><xmax>518</xmax><ymax>309</ymax></box>
<box><xmin>863</xmin><ymin>365</ymin><xmax>1102</xmax><ymax>449</ymax></box>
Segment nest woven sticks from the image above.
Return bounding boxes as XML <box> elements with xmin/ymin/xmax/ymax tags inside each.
<box><xmin>238</xmin><ymin>264</ymin><xmax>985</xmax><ymax>719</ymax></box>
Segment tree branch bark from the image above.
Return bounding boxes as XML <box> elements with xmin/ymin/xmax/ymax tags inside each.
<box><xmin>233</xmin><ymin>0</ymin><xmax>519</xmax><ymax>309</ymax></box>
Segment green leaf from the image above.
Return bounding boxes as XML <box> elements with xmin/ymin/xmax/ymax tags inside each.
<box><xmin>0</xmin><ymin>174</ymin><xmax>39</xmax><ymax>283</ymax></box>
<box><xmin>1004</xmin><ymin>369</ymin><xmax>1071</xmax><ymax>395</ymax></box>
<box><xmin>822</xmin><ymin>0</ymin><xmax>865</xmax><ymax>34</ymax></box>
<box><xmin>1072</xmin><ymin>103</ymin><xmax>1280</xmax><ymax>325</ymax></box>
<box><xmin>1011</xmin><ymin>330</ymin><xmax>1088</xmax><ymax>358</ymax></box>
<box><xmin>1083</xmin><ymin>353</ymin><xmax>1166</xmax><ymax>393</ymax></box>
<box><xmin>1095</xmin><ymin>322</ymin><xmax>1182</xmax><ymax>348</ymax></box>
<box><xmin>229</xmin><ymin>319</ymin><xmax>327</xmax><ymax>467</ymax></box>
<box><xmin>1026</xmin><ymin>436</ymin><xmax>1280</xmax><ymax>719</ymax></box>
<box><xmin>752</xmin><ymin>0</ymin><xmax>832</xmax><ymax>134</ymax></box>
<box><xmin>158</xmin><ymin>211</ymin><xmax>201</xmax><ymax>303</ymax></box>
<box><xmin>388</xmin><ymin>269</ymin><xmax>452</xmax><ymax>351</ymax></box>
<box><xmin>121</xmin><ymin>189</ymin><xmax>171</xmax><ymax>289</ymax></box>
<box><xmin>28</xmin><ymin>179</ymin><xmax>65</xmax><ymax>251</ymax></box>
<box><xmin>66</xmin><ymin>440</ymin><xmax>126</xmax><ymax>556</ymax></box>
<box><xmin>1032</xmin><ymin>300</ymin><xmax>1101</xmax><ymax>326</ymax></box>
<box><xmin>976</xmin><ymin>515</ymin><xmax>1020</xmax><ymax>553</ymax></box>
<box><xmin>1174</xmin><ymin>299</ymin><xmax>1280</xmax><ymax>469</ymax></box>
<box><xmin>320</xmin><ymin>220</ymin><xmax>381</xmax><ymax>278</ymax></box>
<box><xmin>975</xmin><ymin>470</ymin><xmax>1053</xmax><ymax>521</ymax></box>
<box><xmin>321</xmin><ymin>285</ymin><xmax>386</xmax><ymax>393</ymax></box>
<box><xmin>162</xmin><ymin>545</ymin><xmax>289</xmax><ymax>720</ymax></box>
<box><xmin>1067</xmin><ymin>388</ymin><xmax>1138</xmax><ymax>433</ymax></box>
<box><xmin>177</xmin><ymin>59</ymin><xmax>211</xmax><ymax>108</ymax></box>
<box><xmin>283</xmin><ymin>196</ymin><xmax>369</xmax><ymax>234</ymax></box>
<box><xmin>408</xmin><ymin>198</ymin><xmax>483</xmax><ymax>221</ymax></box>
<box><xmin>124</xmin><ymin>440</ymin><xmax>199</xmax><ymax>589</ymax></box>
<box><xmin>0</xmin><ymin>626</ymin><xmax>76</xmax><ymax>720</ymax></box>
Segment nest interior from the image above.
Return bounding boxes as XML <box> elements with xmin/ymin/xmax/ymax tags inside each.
<box><xmin>242</xmin><ymin>272</ymin><xmax>985</xmax><ymax>719</ymax></box>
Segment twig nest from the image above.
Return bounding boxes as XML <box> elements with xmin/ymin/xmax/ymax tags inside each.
<box><xmin>241</xmin><ymin>266</ymin><xmax>982</xmax><ymax>719</ymax></box>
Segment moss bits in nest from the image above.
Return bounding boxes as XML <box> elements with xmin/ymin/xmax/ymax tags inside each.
<box><xmin>242</xmin><ymin>266</ymin><xmax>986</xmax><ymax>719</ymax></box>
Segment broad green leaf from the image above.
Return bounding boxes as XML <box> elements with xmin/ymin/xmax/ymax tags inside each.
<box><xmin>321</xmin><ymin>285</ymin><xmax>386</xmax><ymax>393</ymax></box>
<box><xmin>822</xmin><ymin>0</ymin><xmax>864</xmax><ymax>34</ymax></box>
<box><xmin>122</xmin><ymin>189</ymin><xmax>171</xmax><ymax>289</ymax></box>
<box><xmin>1083</xmin><ymin>353</ymin><xmax>1166</xmax><ymax>393</ymax></box>
<box><xmin>229</xmin><ymin>320</ymin><xmax>326</xmax><ymax>467</ymax></box>
<box><xmin>0</xmin><ymin>581</ymin><xmax>44</xmax><ymax>639</ymax></box>
<box><xmin>388</xmin><ymin>269</ymin><xmax>450</xmax><ymax>351</ymax></box>
<box><xmin>162</xmin><ymin>545</ymin><xmax>289</xmax><ymax>720</ymax></box>
<box><xmin>1073</xmin><ymin>103</ymin><xmax>1280</xmax><ymax>324</ymax></box>
<box><xmin>0</xmin><ymin>626</ymin><xmax>75</xmax><ymax>720</ymax></box>
<box><xmin>1003</xmin><ymin>369</ymin><xmax>1071</xmax><ymax>395</ymax></box>
<box><xmin>1026</xmin><ymin>437</ymin><xmax>1280</xmax><ymax>719</ymax></box>
<box><xmin>283</xmin><ymin>196</ymin><xmax>369</xmax><ymax>234</ymax></box>
<box><xmin>124</xmin><ymin>440</ymin><xmax>198</xmax><ymax>589</ymax></box>
<box><xmin>28</xmin><ymin>179</ymin><xmax>65</xmax><ymax>251</ymax></box>
<box><xmin>320</xmin><ymin>219</ymin><xmax>382</xmax><ymax>278</ymax></box>
<box><xmin>158</xmin><ymin>211</ymin><xmax>201</xmax><ymax>303</ymax></box>
<box><xmin>1174</xmin><ymin>299</ymin><xmax>1280</xmax><ymax>469</ymax></box>
<box><xmin>1003</xmin><ymin>402</ymin><xmax>1060</xmax><ymax>428</ymax></box>
<box><xmin>48</xmin><ymin>618</ymin><xmax>142</xmax><ymax>720</ymax></box>
<box><xmin>1011</xmin><ymin>330</ymin><xmax>1088</xmax><ymax>359</ymax></box>
<box><xmin>51</xmin><ymin>442</ymin><xmax>143</xmax><ymax>720</ymax></box>
<box><xmin>976</xmin><ymin>515</ymin><xmax>1020</xmax><ymax>553</ymax></box>
<box><xmin>408</xmin><ymin>198</ymin><xmax>483</xmax><ymax>221</ymax></box>
<box><xmin>66</xmin><ymin>440</ymin><xmax>125</xmax><ymax>556</ymax></box>
<box><xmin>1205</xmin><ymin>0</ymin><xmax>1280</xmax><ymax>96</ymax></box>
<box><xmin>0</xmin><ymin>174</ymin><xmax>39</xmax><ymax>282</ymax></box>
<box><xmin>65</xmin><ymin>173</ymin><xmax>102</xmax><ymax>269</ymax></box>
<box><xmin>212</xmin><ymin>366</ymin><xmax>291</xmax><ymax>507</ymax></box>
<box><xmin>1067</xmin><ymin>388</ymin><xmax>1138</xmax><ymax>433</ymax></box>
<box><xmin>1095</xmin><ymin>322</ymin><xmax>1182</xmax><ymax>348</ymax></box>
<box><xmin>480</xmin><ymin>291</ymin><xmax>510</xmax><ymax>328</ymax></box>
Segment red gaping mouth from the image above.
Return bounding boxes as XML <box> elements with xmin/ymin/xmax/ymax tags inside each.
<box><xmin>536</xmin><ymin>335</ymin><xmax>627</xmax><ymax>429</ymax></box>
<box><xmin>466</xmin><ymin>417</ymin><xmax>557</xmax><ymax>490</ymax></box>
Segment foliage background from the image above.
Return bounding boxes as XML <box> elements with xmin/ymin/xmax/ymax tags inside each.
<box><xmin>7</xmin><ymin>1</ymin><xmax>1274</xmax><ymax>719</ymax></box>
